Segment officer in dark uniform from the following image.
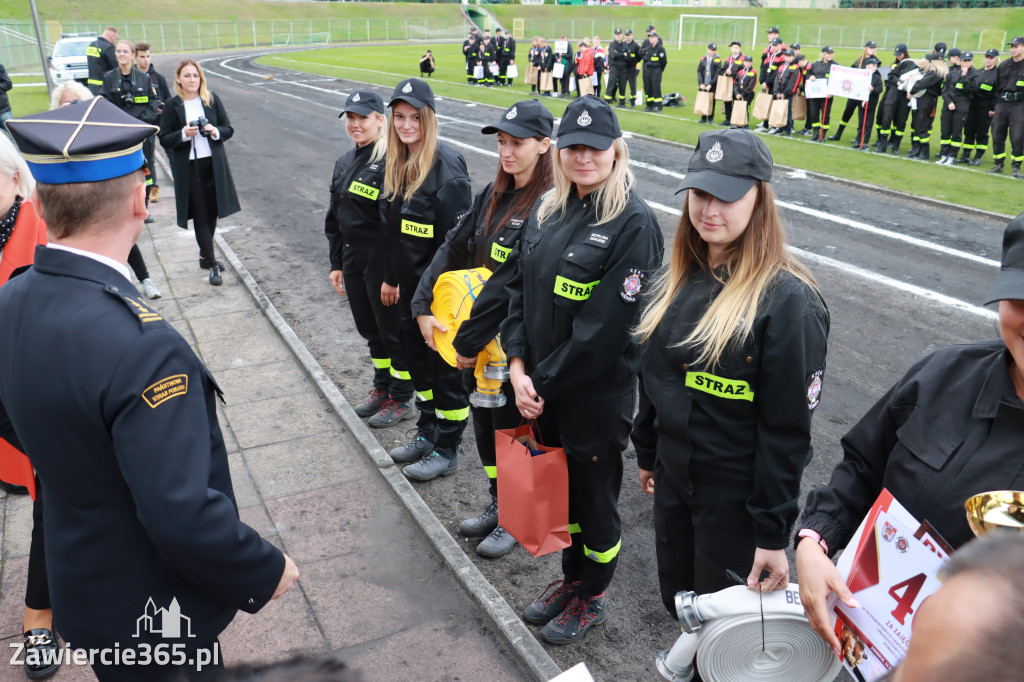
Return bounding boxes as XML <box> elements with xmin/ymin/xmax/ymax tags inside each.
<box><xmin>642</xmin><ymin>33</ymin><xmax>667</xmax><ymax>112</ymax></box>
<box><xmin>503</xmin><ymin>96</ymin><xmax>664</xmax><ymax>644</ymax></box>
<box><xmin>0</xmin><ymin>98</ymin><xmax>297</xmax><ymax>682</ymax></box>
<box><xmin>86</xmin><ymin>26</ymin><xmax>118</xmax><ymax>95</ymax></box>
<box><xmin>499</xmin><ymin>29</ymin><xmax>516</xmax><ymax>86</ymax></box>
<box><xmin>906</xmin><ymin>53</ymin><xmax>946</xmax><ymax>161</ymax></box>
<box><xmin>963</xmin><ymin>49</ymin><xmax>999</xmax><ymax>165</ymax></box>
<box><xmin>604</xmin><ymin>28</ymin><xmax>628</xmax><ymax>107</ymax></box>
<box><xmin>732</xmin><ymin>54</ymin><xmax>758</xmax><ymax>128</ymax></box>
<box><xmin>937</xmin><ymin>48</ymin><xmax>972</xmax><ymax>164</ymax></box>
<box><xmin>804</xmin><ymin>46</ymin><xmax>835</xmax><ymax>142</ymax></box>
<box><xmin>796</xmin><ymin>210</ymin><xmax>1024</xmax><ymax>654</ymax></box>
<box><xmin>463</xmin><ymin>30</ymin><xmax>479</xmax><ymax>84</ymax></box>
<box><xmin>988</xmin><ymin>36</ymin><xmax>1024</xmax><ymax>177</ymax></box>
<box><xmin>874</xmin><ymin>43</ymin><xmax>915</xmax><ymax>154</ymax></box>
<box><xmin>325</xmin><ymin>91</ymin><xmax>414</xmax><ymax>426</ymax></box>
<box><xmin>851</xmin><ymin>57</ymin><xmax>884</xmax><ymax>150</ymax></box>
<box><xmin>478</xmin><ymin>35</ymin><xmax>497</xmax><ymax>87</ymax></box>
<box><xmin>697</xmin><ymin>43</ymin><xmax>722</xmax><ymax>123</ymax></box>
<box><xmin>622</xmin><ymin>30</ymin><xmax>641</xmax><ymax>107</ymax></box>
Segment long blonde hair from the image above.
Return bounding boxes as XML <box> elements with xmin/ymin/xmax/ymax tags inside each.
<box><xmin>382</xmin><ymin>105</ymin><xmax>438</xmax><ymax>202</ymax></box>
<box><xmin>173</xmin><ymin>58</ymin><xmax>212</xmax><ymax>106</ymax></box>
<box><xmin>537</xmin><ymin>137</ymin><xmax>633</xmax><ymax>227</ymax></box>
<box><xmin>914</xmin><ymin>57</ymin><xmax>950</xmax><ymax>79</ymax></box>
<box><xmin>635</xmin><ymin>182</ymin><xmax>819</xmax><ymax>368</ymax></box>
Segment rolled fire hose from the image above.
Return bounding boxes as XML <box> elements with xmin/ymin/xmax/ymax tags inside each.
<box><xmin>431</xmin><ymin>268</ymin><xmax>509</xmax><ymax>408</ymax></box>
<box><xmin>656</xmin><ymin>584</ymin><xmax>841</xmax><ymax>682</ymax></box>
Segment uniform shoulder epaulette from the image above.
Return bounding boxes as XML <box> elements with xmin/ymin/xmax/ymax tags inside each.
<box><xmin>103</xmin><ymin>284</ymin><xmax>165</xmax><ymax>327</ymax></box>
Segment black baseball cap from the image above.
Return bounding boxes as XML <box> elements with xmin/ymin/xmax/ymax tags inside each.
<box><xmin>791</xmin><ymin>43</ymin><xmax>801</xmax><ymax>50</ymax></box>
<box><xmin>948</xmin><ymin>47</ymin><xmax>962</xmax><ymax>58</ymax></box>
<box><xmin>730</xmin><ymin>41</ymin><xmax>742</xmax><ymax>47</ymax></box>
<box><xmin>555</xmin><ymin>95</ymin><xmax>621</xmax><ymax>151</ymax></box>
<box><xmin>1009</xmin><ymin>37</ymin><xmax>1024</xmax><ymax>46</ymax></box>
<box><xmin>708</xmin><ymin>42</ymin><xmax>718</xmax><ymax>50</ymax></box>
<box><xmin>625</xmin><ymin>29</ymin><xmax>633</xmax><ymax>36</ymax></box>
<box><xmin>863</xmin><ymin>57</ymin><xmax>881</xmax><ymax>66</ymax></box>
<box><xmin>986</xmin><ymin>48</ymin><xmax>1000</xmax><ymax>58</ymax></box>
<box><xmin>865</xmin><ymin>40</ymin><xmax>877</xmax><ymax>48</ymax></box>
<box><xmin>962</xmin><ymin>52</ymin><xmax>974</xmax><ymax>61</ymax></box>
<box><xmin>614</xmin><ymin>28</ymin><xmax>623</xmax><ymax>35</ymax></box>
<box><xmin>985</xmin><ymin>212</ymin><xmax>1024</xmax><ymax>304</ymax></box>
<box><xmin>647</xmin><ymin>25</ymin><xmax>655</xmax><ymax>31</ymax></box>
<box><xmin>340</xmin><ymin>90</ymin><xmax>384</xmax><ymax>118</ymax></box>
<box><xmin>389</xmin><ymin>78</ymin><xmax>435</xmax><ymax>111</ymax></box>
<box><xmin>783</xmin><ymin>48</ymin><xmax>795</xmax><ymax>57</ymax></box>
<box><xmin>742</xmin><ymin>54</ymin><xmax>753</xmax><ymax>62</ymax></box>
<box><xmin>934</xmin><ymin>42</ymin><xmax>947</xmax><ymax>55</ymax></box>
<box><xmin>770</xmin><ymin>37</ymin><xmax>783</xmax><ymax>46</ymax></box>
<box><xmin>894</xmin><ymin>43</ymin><xmax>909</xmax><ymax>55</ymax></box>
<box><xmin>767</xmin><ymin>26</ymin><xmax>780</xmax><ymax>34</ymax></box>
<box><xmin>795</xmin><ymin>53</ymin><xmax>808</xmax><ymax>63</ymax></box>
<box><xmin>481</xmin><ymin>99</ymin><xmax>555</xmax><ymax>139</ymax></box>
<box><xmin>821</xmin><ymin>46</ymin><xmax>834</xmax><ymax>53</ymax></box>
<box><xmin>675</xmin><ymin>128</ymin><xmax>773</xmax><ymax>203</ymax></box>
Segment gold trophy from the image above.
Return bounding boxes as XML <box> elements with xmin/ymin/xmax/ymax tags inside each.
<box><xmin>964</xmin><ymin>491</ymin><xmax>1024</xmax><ymax>537</ymax></box>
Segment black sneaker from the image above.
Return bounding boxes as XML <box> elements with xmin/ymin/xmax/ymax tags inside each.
<box><xmin>208</xmin><ymin>265</ymin><xmax>223</xmax><ymax>286</ymax></box>
<box><xmin>523</xmin><ymin>579</ymin><xmax>580</xmax><ymax>625</ymax></box>
<box><xmin>459</xmin><ymin>502</ymin><xmax>499</xmax><ymax>537</ymax></box>
<box><xmin>353</xmin><ymin>388</ymin><xmax>387</xmax><ymax>418</ymax></box>
<box><xmin>24</xmin><ymin>628</ymin><xmax>59</xmax><ymax>679</ymax></box>
<box><xmin>389</xmin><ymin>428</ymin><xmax>435</xmax><ymax>464</ymax></box>
<box><xmin>539</xmin><ymin>594</ymin><xmax>607</xmax><ymax>645</ymax></box>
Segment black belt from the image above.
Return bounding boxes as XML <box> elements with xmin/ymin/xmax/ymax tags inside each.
<box><xmin>999</xmin><ymin>92</ymin><xmax>1023</xmax><ymax>103</ymax></box>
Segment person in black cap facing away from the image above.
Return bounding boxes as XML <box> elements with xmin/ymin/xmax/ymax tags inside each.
<box><xmin>380</xmin><ymin>78</ymin><xmax>474</xmax><ymax>480</ymax></box>
<box><xmin>905</xmin><ymin>52</ymin><xmax>949</xmax><ymax>160</ymax></box>
<box><xmin>851</xmin><ymin>56</ymin><xmax>884</xmax><ymax>150</ymax></box>
<box><xmin>411</xmin><ymin>100</ymin><xmax>554</xmax><ymax>559</ymax></box>
<box><xmin>0</xmin><ymin>97</ymin><xmax>298</xmax><ymax>682</ymax></box>
<box><xmin>804</xmin><ymin>46</ymin><xmax>835</xmax><ymax>142</ymax></box>
<box><xmin>324</xmin><ymin>90</ymin><xmax>415</xmax><ymax>428</ymax></box>
<box><xmin>828</xmin><ymin>40</ymin><xmax>878</xmax><ymax>142</ymax></box>
<box><xmin>963</xmin><ymin>48</ymin><xmax>999</xmax><ymax>165</ymax></box>
<box><xmin>936</xmin><ymin>48</ymin><xmax>972</xmax><ymax>165</ymax></box>
<box><xmin>697</xmin><ymin>43</ymin><xmax>723</xmax><ymax>123</ymax></box>
<box><xmin>502</xmin><ymin>95</ymin><xmax>663</xmax><ymax>643</ymax></box>
<box><xmin>796</xmin><ymin>209</ymin><xmax>1024</xmax><ymax>658</ymax></box>
<box><xmin>988</xmin><ymin>36</ymin><xmax>1024</xmax><ymax>177</ymax></box>
<box><xmin>632</xmin><ymin>127</ymin><xmax>828</xmax><ymax>619</ymax></box>
<box><xmin>719</xmin><ymin>41</ymin><xmax>745</xmax><ymax>125</ymax></box>
<box><xmin>874</xmin><ymin>43</ymin><xmax>915</xmax><ymax>154</ymax></box>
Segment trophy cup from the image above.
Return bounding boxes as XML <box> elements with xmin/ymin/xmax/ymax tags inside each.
<box><xmin>964</xmin><ymin>491</ymin><xmax>1024</xmax><ymax>537</ymax></box>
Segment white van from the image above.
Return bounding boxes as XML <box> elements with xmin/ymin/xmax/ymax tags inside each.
<box><xmin>49</xmin><ymin>33</ymin><xmax>96</xmax><ymax>85</ymax></box>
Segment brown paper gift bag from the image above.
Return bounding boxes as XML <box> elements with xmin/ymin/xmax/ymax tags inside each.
<box><xmin>496</xmin><ymin>423</ymin><xmax>571</xmax><ymax>558</ymax></box>
<box><xmin>578</xmin><ymin>76</ymin><xmax>594</xmax><ymax>97</ymax></box>
<box><xmin>791</xmin><ymin>95</ymin><xmax>807</xmax><ymax>121</ymax></box>
<box><xmin>694</xmin><ymin>91</ymin><xmax>714</xmax><ymax>117</ymax></box>
<box><xmin>525</xmin><ymin>65</ymin><xmax>538</xmax><ymax>85</ymax></box>
<box><xmin>752</xmin><ymin>91</ymin><xmax>773</xmax><ymax>120</ymax></box>
<box><xmin>769</xmin><ymin>99</ymin><xmax>790</xmax><ymax>128</ymax></box>
<box><xmin>540</xmin><ymin>71</ymin><xmax>554</xmax><ymax>92</ymax></box>
<box><xmin>730</xmin><ymin>102</ymin><xmax>749</xmax><ymax>126</ymax></box>
<box><xmin>715</xmin><ymin>75</ymin><xmax>734</xmax><ymax>101</ymax></box>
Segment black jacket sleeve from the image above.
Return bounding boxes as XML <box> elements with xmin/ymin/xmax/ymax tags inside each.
<box><xmin>632</xmin><ymin>372</ymin><xmax>657</xmax><ymax>471</ymax></box>
<box><xmin>0</xmin><ymin>64</ymin><xmax>11</xmax><ymax>95</ymax></box>
<box><xmin>453</xmin><ymin>240</ymin><xmax>519</xmax><ymax>358</ymax></box>
<box><xmin>324</xmin><ymin>156</ymin><xmax>347</xmax><ymax>271</ymax></box>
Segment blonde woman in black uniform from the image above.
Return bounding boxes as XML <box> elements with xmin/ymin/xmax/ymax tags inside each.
<box><xmin>325</xmin><ymin>91</ymin><xmax>415</xmax><ymax>428</ymax></box>
<box><xmin>632</xmin><ymin>128</ymin><xmax>829</xmax><ymax>616</ymax></box>
<box><xmin>382</xmin><ymin>79</ymin><xmax>474</xmax><ymax>481</ymax></box>
<box><xmin>501</xmin><ymin>95</ymin><xmax>664</xmax><ymax>644</ymax></box>
<box><xmin>411</xmin><ymin>100</ymin><xmax>554</xmax><ymax>558</ymax></box>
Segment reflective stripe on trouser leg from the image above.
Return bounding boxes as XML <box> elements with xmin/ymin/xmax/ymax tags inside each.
<box><xmin>391</xmin><ymin>367</ymin><xmax>411</xmax><ymax>380</ymax></box>
<box><xmin>468</xmin><ymin>372</ymin><xmax>518</xmax><ymax>498</ymax></box>
<box><xmin>428</xmin><ymin>351</ymin><xmax>470</xmax><ymax>450</ymax></box>
<box><xmin>372</xmin><ymin>358</ymin><xmax>391</xmax><ymax>370</ymax></box>
<box><xmin>584</xmin><ymin>538</ymin><xmax>622</xmax><ymax>563</ymax></box>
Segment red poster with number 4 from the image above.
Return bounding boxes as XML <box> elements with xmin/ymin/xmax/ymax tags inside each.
<box><xmin>827</xmin><ymin>489</ymin><xmax>952</xmax><ymax>681</ymax></box>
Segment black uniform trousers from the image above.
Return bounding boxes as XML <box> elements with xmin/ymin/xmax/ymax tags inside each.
<box><xmin>653</xmin><ymin>459</ymin><xmax>758</xmax><ymax>616</ymax></box>
<box><xmin>838</xmin><ymin>96</ymin><xmax>860</xmax><ymax>128</ymax></box>
<box><xmin>807</xmin><ymin>96</ymin><xmax>833</xmax><ymax>140</ymax></box>
<box><xmin>605</xmin><ymin>65</ymin><xmax>626</xmax><ymax>103</ymax></box>
<box><xmin>533</xmin><ymin>385</ymin><xmax>633</xmax><ymax>599</ymax></box>
<box><xmin>465</xmin><ymin>372</ymin><xmax>519</xmax><ymax>499</ymax></box>
<box><xmin>466</xmin><ymin>58</ymin><xmax>475</xmax><ymax>84</ymax></box>
<box><xmin>854</xmin><ymin>97</ymin><xmax>879</xmax><ymax>147</ymax></box>
<box><xmin>625</xmin><ymin>66</ymin><xmax>639</xmax><ymax>101</ymax></box>
<box><xmin>938</xmin><ymin>101</ymin><xmax>969</xmax><ymax>156</ymax></box>
<box><xmin>25</xmin><ymin>480</ymin><xmax>49</xmax><ymax>611</ymax></box>
<box><xmin>910</xmin><ymin>93</ymin><xmax>938</xmax><ymax>147</ymax></box>
<box><xmin>876</xmin><ymin>89</ymin><xmax>911</xmax><ymax>146</ymax></box>
<box><xmin>188</xmin><ymin>157</ymin><xmax>219</xmax><ymax>265</ymax></box>
<box><xmin>397</xmin><ymin>275</ymin><xmax>469</xmax><ymax>452</ymax></box>
<box><xmin>963</xmin><ymin>104</ymin><xmax>993</xmax><ymax>156</ymax></box>
<box><xmin>991</xmin><ymin>100</ymin><xmax>1024</xmax><ymax>164</ymax></box>
<box><xmin>343</xmin><ymin>248</ymin><xmax>413</xmax><ymax>402</ymax></box>
<box><xmin>126</xmin><ymin>245</ymin><xmax>150</xmax><ymax>282</ymax></box>
<box><xmin>643</xmin><ymin>66</ymin><xmax>664</xmax><ymax>106</ymax></box>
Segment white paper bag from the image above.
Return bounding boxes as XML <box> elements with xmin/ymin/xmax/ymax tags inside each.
<box><xmin>506</xmin><ymin>63</ymin><xmax>519</xmax><ymax>79</ymax></box>
<box><xmin>591</xmin><ymin>73</ymin><xmax>599</xmax><ymax>86</ymax></box>
<box><xmin>473</xmin><ymin>65</ymin><xmax>484</xmax><ymax>80</ymax></box>
<box><xmin>489</xmin><ymin>62</ymin><xmax>499</xmax><ymax>76</ymax></box>
<box><xmin>635</xmin><ymin>89</ymin><xmax>644</xmax><ymax>107</ymax></box>
<box><xmin>552</xmin><ymin>62</ymin><xmax>565</xmax><ymax>79</ymax></box>
<box><xmin>569</xmin><ymin>76</ymin><xmax>576</xmax><ymax>92</ymax></box>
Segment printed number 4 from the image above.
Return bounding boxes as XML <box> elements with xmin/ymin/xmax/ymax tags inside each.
<box><xmin>888</xmin><ymin>573</ymin><xmax>927</xmax><ymax>625</ymax></box>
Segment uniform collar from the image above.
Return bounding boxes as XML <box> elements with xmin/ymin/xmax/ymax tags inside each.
<box><xmin>973</xmin><ymin>347</ymin><xmax>1024</xmax><ymax>418</ymax></box>
<box><xmin>36</xmin><ymin>244</ymin><xmax>134</xmax><ymax>287</ymax></box>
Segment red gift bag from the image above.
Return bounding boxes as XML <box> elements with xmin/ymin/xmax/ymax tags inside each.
<box><xmin>495</xmin><ymin>423</ymin><xmax>570</xmax><ymax>558</ymax></box>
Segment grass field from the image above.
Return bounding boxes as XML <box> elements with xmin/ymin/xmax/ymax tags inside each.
<box><xmin>259</xmin><ymin>44</ymin><xmax>1016</xmax><ymax>213</ymax></box>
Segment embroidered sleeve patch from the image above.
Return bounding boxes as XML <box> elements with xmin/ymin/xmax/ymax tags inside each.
<box><xmin>142</xmin><ymin>374</ymin><xmax>188</xmax><ymax>408</ymax></box>
<box><xmin>620</xmin><ymin>267</ymin><xmax>646</xmax><ymax>303</ymax></box>
<box><xmin>807</xmin><ymin>369</ymin><xmax>823</xmax><ymax>410</ymax></box>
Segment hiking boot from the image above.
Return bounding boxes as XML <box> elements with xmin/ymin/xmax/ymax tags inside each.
<box><xmin>956</xmin><ymin>151</ymin><xmax>971</xmax><ymax>164</ymax></box>
<box><xmin>367</xmin><ymin>398</ymin><xmax>415</xmax><ymax>428</ymax></box>
<box><xmin>1013</xmin><ymin>162</ymin><xmax>1022</xmax><ymax>179</ymax></box>
<box><xmin>477</xmin><ymin>525</ymin><xmax>517</xmax><ymax>558</ymax></box>
<box><xmin>403</xmin><ymin>449</ymin><xmax>458</xmax><ymax>481</ymax></box>
<box><xmin>827</xmin><ymin>125</ymin><xmax>844</xmax><ymax>141</ymax></box>
<box><xmin>353</xmin><ymin>388</ymin><xmax>387</xmax><ymax>418</ymax></box>
<box><xmin>539</xmin><ymin>594</ymin><xmax>608</xmax><ymax>645</ymax></box>
<box><xmin>523</xmin><ymin>579</ymin><xmax>580</xmax><ymax>625</ymax></box>
<box><xmin>389</xmin><ymin>428</ymin><xmax>435</xmax><ymax>464</ymax></box>
<box><xmin>140</xmin><ymin>278</ymin><xmax>162</xmax><ymax>300</ymax></box>
<box><xmin>988</xmin><ymin>162</ymin><xmax>1004</xmax><ymax>174</ymax></box>
<box><xmin>459</xmin><ymin>502</ymin><xmax>499</xmax><ymax>537</ymax></box>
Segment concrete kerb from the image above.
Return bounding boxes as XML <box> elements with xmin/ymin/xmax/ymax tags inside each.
<box><xmin>212</xmin><ymin>233</ymin><xmax>563</xmax><ymax>682</ymax></box>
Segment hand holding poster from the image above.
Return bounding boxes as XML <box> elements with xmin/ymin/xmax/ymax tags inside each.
<box><xmin>827</xmin><ymin>65</ymin><xmax>874</xmax><ymax>102</ymax></box>
<box><xmin>827</xmin><ymin>489</ymin><xmax>951</xmax><ymax>681</ymax></box>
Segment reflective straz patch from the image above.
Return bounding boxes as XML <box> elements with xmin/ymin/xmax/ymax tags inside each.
<box><xmin>142</xmin><ymin>374</ymin><xmax>189</xmax><ymax>408</ymax></box>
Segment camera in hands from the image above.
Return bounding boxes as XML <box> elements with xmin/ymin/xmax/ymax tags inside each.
<box><xmin>190</xmin><ymin>117</ymin><xmax>211</xmax><ymax>138</ymax></box>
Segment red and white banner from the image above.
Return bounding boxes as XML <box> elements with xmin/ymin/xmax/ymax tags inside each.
<box><xmin>827</xmin><ymin>65</ymin><xmax>874</xmax><ymax>102</ymax></box>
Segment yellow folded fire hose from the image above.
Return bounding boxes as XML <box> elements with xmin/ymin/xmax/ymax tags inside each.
<box><xmin>431</xmin><ymin>268</ymin><xmax>509</xmax><ymax>406</ymax></box>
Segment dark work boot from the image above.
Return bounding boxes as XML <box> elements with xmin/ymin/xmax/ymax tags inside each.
<box><xmin>917</xmin><ymin>143</ymin><xmax>930</xmax><ymax>161</ymax></box>
<box><xmin>827</xmin><ymin>124</ymin><xmax>845</xmax><ymax>141</ymax></box>
<box><xmin>1013</xmin><ymin>162</ymin><xmax>1022</xmax><ymax>179</ymax></box>
<box><xmin>873</xmin><ymin>134</ymin><xmax>888</xmax><ymax>153</ymax></box>
<box><xmin>970</xmin><ymin>149</ymin><xmax>984</xmax><ymax>166</ymax></box>
<box><xmin>539</xmin><ymin>594</ymin><xmax>608</xmax><ymax>645</ymax></box>
<box><xmin>905</xmin><ymin>142</ymin><xmax>921</xmax><ymax>159</ymax></box>
<box><xmin>354</xmin><ymin>387</ymin><xmax>387</xmax><ymax>418</ymax></box>
<box><xmin>890</xmin><ymin>137</ymin><xmax>902</xmax><ymax>154</ymax></box>
<box><xmin>524</xmin><ymin>580</ymin><xmax>580</xmax><ymax>625</ymax></box>
<box><xmin>957</xmin><ymin>149</ymin><xmax>971</xmax><ymax>164</ymax></box>
<box><xmin>988</xmin><ymin>162</ymin><xmax>1005</xmax><ymax>174</ymax></box>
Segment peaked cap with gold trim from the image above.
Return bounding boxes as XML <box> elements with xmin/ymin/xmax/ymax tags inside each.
<box><xmin>5</xmin><ymin>98</ymin><xmax>158</xmax><ymax>185</ymax></box>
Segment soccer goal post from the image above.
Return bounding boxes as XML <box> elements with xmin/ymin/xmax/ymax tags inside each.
<box><xmin>678</xmin><ymin>15</ymin><xmax>758</xmax><ymax>53</ymax></box>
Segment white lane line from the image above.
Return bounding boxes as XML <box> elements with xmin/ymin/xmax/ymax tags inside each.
<box><xmin>199</xmin><ymin>56</ymin><xmax>997</xmax><ymax>320</ymax></box>
<box><xmin>645</xmin><ymin>200</ymin><xmax>997</xmax><ymax>321</ymax></box>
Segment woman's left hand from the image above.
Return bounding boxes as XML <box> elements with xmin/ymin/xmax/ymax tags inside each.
<box><xmin>455</xmin><ymin>353</ymin><xmax>477</xmax><ymax>370</ymax></box>
<box><xmin>416</xmin><ymin>315</ymin><xmax>446</xmax><ymax>352</ymax></box>
<box><xmin>203</xmin><ymin>123</ymin><xmax>218</xmax><ymax>139</ymax></box>
<box><xmin>747</xmin><ymin>548</ymin><xmax>790</xmax><ymax>592</ymax></box>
